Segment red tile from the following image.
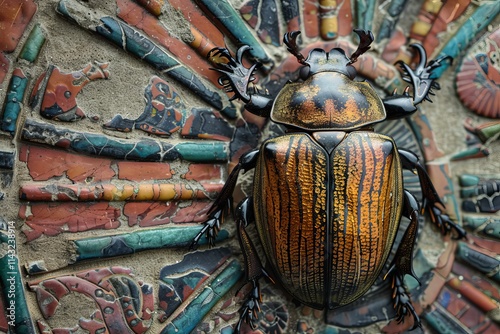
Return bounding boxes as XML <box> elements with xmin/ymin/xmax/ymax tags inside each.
<box><xmin>124</xmin><ymin>201</ymin><xmax>211</xmax><ymax>227</ymax></box>
<box><xmin>116</xmin><ymin>0</ymin><xmax>220</xmax><ymax>85</ymax></box>
<box><xmin>303</xmin><ymin>0</ymin><xmax>319</xmax><ymax>38</ymax></box>
<box><xmin>0</xmin><ymin>0</ymin><xmax>37</xmax><ymax>52</ymax></box>
<box><xmin>19</xmin><ymin>144</ymin><xmax>115</xmax><ymax>182</ymax></box>
<box><xmin>19</xmin><ymin>202</ymin><xmax>121</xmax><ymax>241</ymax></box>
<box><xmin>182</xmin><ymin>164</ymin><xmax>222</xmax><ymax>182</ymax></box>
<box><xmin>117</xmin><ymin>161</ymin><xmax>172</xmax><ymax>181</ymax></box>
<box><xmin>135</xmin><ymin>0</ymin><xmax>164</xmax><ymax>16</ymax></box>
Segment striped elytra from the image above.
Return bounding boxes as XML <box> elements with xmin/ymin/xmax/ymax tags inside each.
<box><xmin>253</xmin><ymin>131</ymin><xmax>402</xmax><ymax>309</ymax></box>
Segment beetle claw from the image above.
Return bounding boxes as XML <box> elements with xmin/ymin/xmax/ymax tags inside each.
<box><xmin>389</xmin><ymin>272</ymin><xmax>421</xmax><ymax>330</ymax></box>
<box><xmin>427</xmin><ymin>204</ymin><xmax>467</xmax><ymax>239</ymax></box>
<box><xmin>190</xmin><ymin>209</ymin><xmax>223</xmax><ymax>249</ymax></box>
<box><xmin>396</xmin><ymin>44</ymin><xmax>451</xmax><ymax>106</ymax></box>
<box><xmin>234</xmin><ymin>280</ymin><xmax>262</xmax><ymax>333</ymax></box>
<box><xmin>207</xmin><ymin>46</ymin><xmax>259</xmax><ymax>103</ymax></box>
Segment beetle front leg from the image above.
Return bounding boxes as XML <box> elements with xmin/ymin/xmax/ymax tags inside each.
<box><xmin>234</xmin><ymin>197</ymin><xmax>273</xmax><ymax>333</ymax></box>
<box><xmin>208</xmin><ymin>46</ymin><xmax>274</xmax><ymax>117</ymax></box>
<box><xmin>398</xmin><ymin>149</ymin><xmax>466</xmax><ymax>239</ymax></box>
<box><xmin>190</xmin><ymin>149</ymin><xmax>260</xmax><ymax>249</ymax></box>
<box><xmin>385</xmin><ymin>190</ymin><xmax>421</xmax><ymax>330</ymax></box>
<box><xmin>384</xmin><ymin>44</ymin><xmax>451</xmax><ymax>120</ymax></box>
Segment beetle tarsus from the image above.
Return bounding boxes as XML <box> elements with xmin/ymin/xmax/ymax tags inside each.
<box><xmin>189</xmin><ymin>208</ymin><xmax>223</xmax><ymax>249</ymax></box>
<box><xmin>234</xmin><ymin>279</ymin><xmax>262</xmax><ymax>333</ymax></box>
<box><xmin>426</xmin><ymin>201</ymin><xmax>467</xmax><ymax>239</ymax></box>
<box><xmin>386</xmin><ymin>265</ymin><xmax>421</xmax><ymax>330</ymax></box>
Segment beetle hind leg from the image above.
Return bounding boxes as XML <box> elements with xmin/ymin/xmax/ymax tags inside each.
<box><xmin>385</xmin><ymin>190</ymin><xmax>422</xmax><ymax>330</ymax></box>
<box><xmin>234</xmin><ymin>197</ymin><xmax>273</xmax><ymax>333</ymax></box>
<box><xmin>398</xmin><ymin>148</ymin><xmax>466</xmax><ymax>239</ymax></box>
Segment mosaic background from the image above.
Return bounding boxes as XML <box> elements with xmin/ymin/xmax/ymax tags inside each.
<box><xmin>0</xmin><ymin>0</ymin><xmax>499</xmax><ymax>333</ymax></box>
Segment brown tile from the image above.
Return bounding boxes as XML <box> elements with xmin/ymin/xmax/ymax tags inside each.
<box><xmin>19</xmin><ymin>202</ymin><xmax>121</xmax><ymax>241</ymax></box>
<box><xmin>116</xmin><ymin>0</ymin><xmax>220</xmax><ymax>86</ymax></box>
<box><xmin>0</xmin><ymin>0</ymin><xmax>37</xmax><ymax>52</ymax></box>
<box><xmin>182</xmin><ymin>164</ymin><xmax>222</xmax><ymax>182</ymax></box>
<box><xmin>19</xmin><ymin>144</ymin><xmax>115</xmax><ymax>182</ymax></box>
<box><xmin>124</xmin><ymin>201</ymin><xmax>211</xmax><ymax>227</ymax></box>
<box><xmin>117</xmin><ymin>161</ymin><xmax>172</xmax><ymax>181</ymax></box>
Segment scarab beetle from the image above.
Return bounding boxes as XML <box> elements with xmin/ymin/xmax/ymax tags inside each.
<box><xmin>191</xmin><ymin>30</ymin><xmax>466</xmax><ymax>332</ymax></box>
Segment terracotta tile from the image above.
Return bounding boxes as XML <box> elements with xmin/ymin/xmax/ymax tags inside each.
<box><xmin>116</xmin><ymin>0</ymin><xmax>220</xmax><ymax>85</ymax></box>
<box><xmin>135</xmin><ymin>0</ymin><xmax>164</xmax><ymax>16</ymax></box>
<box><xmin>182</xmin><ymin>164</ymin><xmax>222</xmax><ymax>182</ymax></box>
<box><xmin>452</xmin><ymin>261</ymin><xmax>500</xmax><ymax>302</ymax></box>
<box><xmin>32</xmin><ymin>63</ymin><xmax>110</xmax><ymax>121</ymax></box>
<box><xmin>438</xmin><ymin>286</ymin><xmax>469</xmax><ymax>317</ymax></box>
<box><xmin>447</xmin><ymin>276</ymin><xmax>498</xmax><ymax>313</ymax></box>
<box><xmin>117</xmin><ymin>161</ymin><xmax>172</xmax><ymax>181</ymax></box>
<box><xmin>169</xmin><ymin>0</ymin><xmax>225</xmax><ymax>48</ymax></box>
<box><xmin>29</xmin><ymin>267</ymin><xmax>153</xmax><ymax>333</ymax></box>
<box><xmin>456</xmin><ymin>27</ymin><xmax>500</xmax><ymax>118</ymax></box>
<box><xmin>19</xmin><ymin>202</ymin><xmax>121</xmax><ymax>242</ymax></box>
<box><xmin>303</xmin><ymin>0</ymin><xmax>319</xmax><ymax>38</ymax></box>
<box><xmin>418</xmin><ymin>0</ymin><xmax>471</xmax><ymax>56</ymax></box>
<box><xmin>0</xmin><ymin>0</ymin><xmax>37</xmax><ymax>83</ymax></box>
<box><xmin>124</xmin><ymin>201</ymin><xmax>211</xmax><ymax>227</ymax></box>
<box><xmin>19</xmin><ymin>144</ymin><xmax>115</xmax><ymax>182</ymax></box>
<box><xmin>0</xmin><ymin>0</ymin><xmax>37</xmax><ymax>52</ymax></box>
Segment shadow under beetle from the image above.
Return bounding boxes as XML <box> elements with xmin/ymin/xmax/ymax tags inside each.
<box><xmin>191</xmin><ymin>29</ymin><xmax>466</xmax><ymax>332</ymax></box>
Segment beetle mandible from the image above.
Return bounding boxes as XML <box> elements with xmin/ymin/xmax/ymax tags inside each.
<box><xmin>191</xmin><ymin>29</ymin><xmax>466</xmax><ymax>332</ymax></box>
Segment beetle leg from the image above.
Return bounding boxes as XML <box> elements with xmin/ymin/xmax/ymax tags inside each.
<box><xmin>395</xmin><ymin>44</ymin><xmax>450</xmax><ymax>106</ymax></box>
<box><xmin>385</xmin><ymin>190</ymin><xmax>421</xmax><ymax>330</ymax></box>
<box><xmin>398</xmin><ymin>149</ymin><xmax>467</xmax><ymax>239</ymax></box>
<box><xmin>234</xmin><ymin>197</ymin><xmax>273</xmax><ymax>333</ymax></box>
<box><xmin>190</xmin><ymin>150</ymin><xmax>260</xmax><ymax>249</ymax></box>
<box><xmin>384</xmin><ymin>44</ymin><xmax>451</xmax><ymax>119</ymax></box>
<box><xmin>208</xmin><ymin>46</ymin><xmax>274</xmax><ymax>117</ymax></box>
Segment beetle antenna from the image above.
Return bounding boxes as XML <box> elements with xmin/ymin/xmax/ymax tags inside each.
<box><xmin>350</xmin><ymin>29</ymin><xmax>374</xmax><ymax>64</ymax></box>
<box><xmin>283</xmin><ymin>31</ymin><xmax>307</xmax><ymax>65</ymax></box>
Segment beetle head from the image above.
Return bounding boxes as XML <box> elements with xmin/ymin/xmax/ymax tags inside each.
<box><xmin>284</xmin><ymin>29</ymin><xmax>374</xmax><ymax>80</ymax></box>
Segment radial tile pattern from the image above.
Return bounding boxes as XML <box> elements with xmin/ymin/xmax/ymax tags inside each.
<box><xmin>0</xmin><ymin>1</ymin><xmax>499</xmax><ymax>334</ymax></box>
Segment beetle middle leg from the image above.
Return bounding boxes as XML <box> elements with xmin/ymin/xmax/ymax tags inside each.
<box><xmin>398</xmin><ymin>148</ymin><xmax>466</xmax><ymax>239</ymax></box>
<box><xmin>385</xmin><ymin>190</ymin><xmax>422</xmax><ymax>330</ymax></box>
<box><xmin>234</xmin><ymin>197</ymin><xmax>273</xmax><ymax>333</ymax></box>
<box><xmin>190</xmin><ymin>149</ymin><xmax>260</xmax><ymax>249</ymax></box>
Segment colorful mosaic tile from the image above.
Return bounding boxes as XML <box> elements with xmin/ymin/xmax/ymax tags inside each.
<box><xmin>0</xmin><ymin>0</ymin><xmax>37</xmax><ymax>83</ymax></box>
<box><xmin>29</xmin><ymin>267</ymin><xmax>154</xmax><ymax>333</ymax></box>
<box><xmin>30</xmin><ymin>63</ymin><xmax>110</xmax><ymax>121</ymax></box>
<box><xmin>1</xmin><ymin>68</ymin><xmax>28</xmax><ymax>135</ymax></box>
<box><xmin>456</xmin><ymin>27</ymin><xmax>500</xmax><ymax>119</ymax></box>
